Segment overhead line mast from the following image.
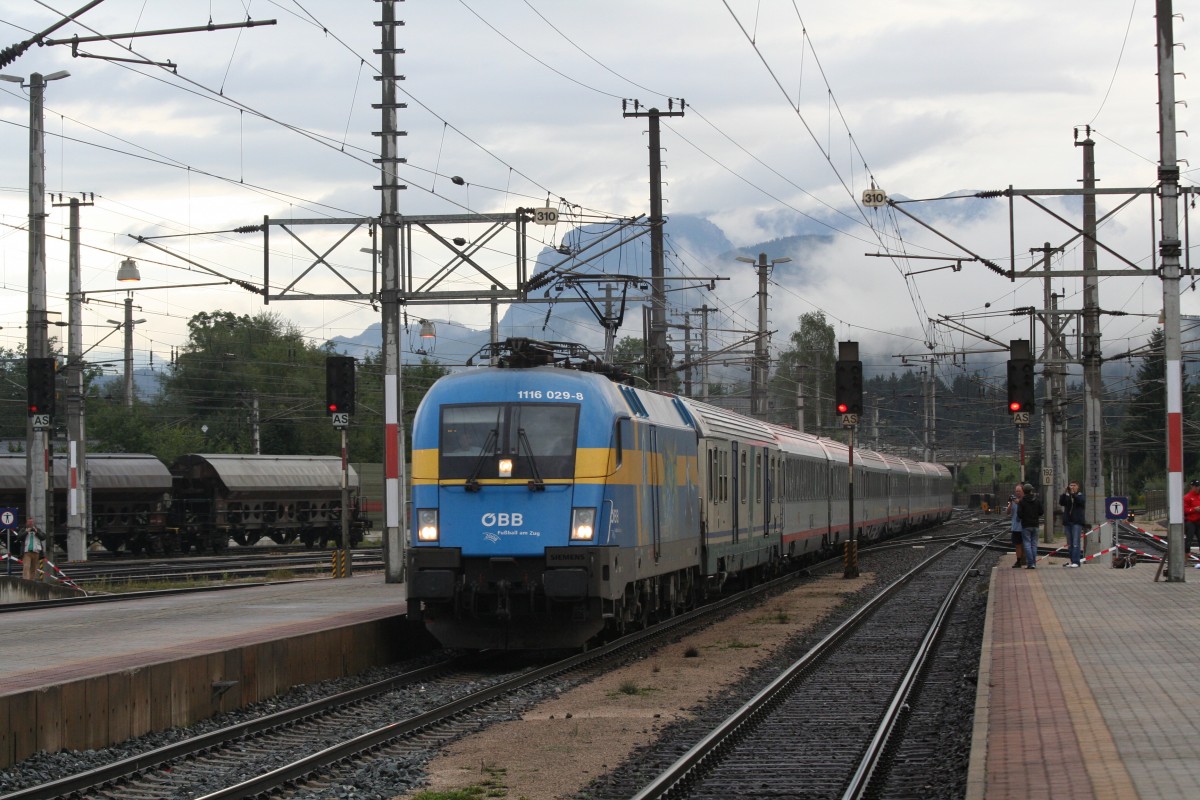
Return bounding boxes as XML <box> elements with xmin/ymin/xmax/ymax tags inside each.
<box><xmin>623</xmin><ymin>98</ymin><xmax>685</xmax><ymax>393</ymax></box>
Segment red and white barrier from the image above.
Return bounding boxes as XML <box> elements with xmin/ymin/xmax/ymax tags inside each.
<box><xmin>39</xmin><ymin>558</ymin><xmax>83</xmax><ymax>591</ymax></box>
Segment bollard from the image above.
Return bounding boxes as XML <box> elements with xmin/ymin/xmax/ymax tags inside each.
<box><xmin>331</xmin><ymin>548</ymin><xmax>353</xmax><ymax>579</ymax></box>
<box><xmin>843</xmin><ymin>539</ymin><xmax>860</xmax><ymax>578</ymax></box>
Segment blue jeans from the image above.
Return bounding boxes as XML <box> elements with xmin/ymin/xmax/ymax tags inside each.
<box><xmin>1022</xmin><ymin>527</ymin><xmax>1039</xmax><ymax>567</ymax></box>
<box><xmin>1063</xmin><ymin>523</ymin><xmax>1083</xmax><ymax>565</ymax></box>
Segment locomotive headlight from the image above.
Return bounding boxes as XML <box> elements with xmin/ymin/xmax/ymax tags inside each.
<box><xmin>416</xmin><ymin>509</ymin><xmax>439</xmax><ymax>542</ymax></box>
<box><xmin>497</xmin><ymin>457</ymin><xmax>514</xmax><ymax>478</ymax></box>
<box><xmin>570</xmin><ymin>507</ymin><xmax>597</xmax><ymax>541</ymax></box>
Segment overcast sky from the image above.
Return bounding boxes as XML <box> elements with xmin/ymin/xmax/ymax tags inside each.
<box><xmin>0</xmin><ymin>0</ymin><xmax>1191</xmax><ymax>384</ymax></box>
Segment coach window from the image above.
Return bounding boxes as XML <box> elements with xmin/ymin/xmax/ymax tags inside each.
<box><xmin>707</xmin><ymin>448</ymin><xmax>716</xmax><ymax>501</ymax></box>
<box><xmin>615</xmin><ymin>417</ymin><xmax>632</xmax><ymax>469</ymax></box>
<box><xmin>755</xmin><ymin>453</ymin><xmax>762</xmax><ymax>503</ymax></box>
<box><xmin>740</xmin><ymin>451</ymin><xmax>747</xmax><ymax>504</ymax></box>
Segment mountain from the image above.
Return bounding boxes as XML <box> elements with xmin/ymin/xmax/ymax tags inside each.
<box><xmin>327</xmin><ymin>212</ymin><xmax>830</xmax><ymax>365</ymax></box>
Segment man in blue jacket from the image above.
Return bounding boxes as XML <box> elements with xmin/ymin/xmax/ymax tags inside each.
<box><xmin>1059</xmin><ymin>481</ymin><xmax>1086</xmax><ymax>568</ymax></box>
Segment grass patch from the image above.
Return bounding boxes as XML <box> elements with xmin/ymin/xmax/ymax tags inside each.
<box><xmin>613</xmin><ymin>680</ymin><xmax>657</xmax><ymax>697</ymax></box>
<box><xmin>264</xmin><ymin>568</ymin><xmax>296</xmax><ymax>581</ymax></box>
<box><xmin>85</xmin><ymin>577</ymin><xmax>212</xmax><ymax>594</ymax></box>
<box><xmin>753</xmin><ymin>609</ymin><xmax>791</xmax><ymax>625</ymax></box>
<box><xmin>683</xmin><ymin>646</ymin><xmax>700</xmax><ymax>658</ymax></box>
<box><xmin>722</xmin><ymin>639</ymin><xmax>759</xmax><ymax>650</ymax></box>
<box><xmin>411</xmin><ymin>764</ymin><xmax>512</xmax><ymax>800</ymax></box>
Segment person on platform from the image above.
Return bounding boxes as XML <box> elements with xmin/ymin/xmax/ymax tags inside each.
<box><xmin>1006</xmin><ymin>483</ymin><xmax>1026</xmax><ymax>568</ymax></box>
<box><xmin>1018</xmin><ymin>483</ymin><xmax>1043</xmax><ymax>569</ymax></box>
<box><xmin>21</xmin><ymin>518</ymin><xmax>44</xmax><ymax>581</ymax></box>
<box><xmin>1184</xmin><ymin>480</ymin><xmax>1200</xmax><ymax>556</ymax></box>
<box><xmin>1059</xmin><ymin>480</ymin><xmax>1086</xmax><ymax>568</ymax></box>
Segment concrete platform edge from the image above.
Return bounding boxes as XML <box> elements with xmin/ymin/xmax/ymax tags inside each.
<box><xmin>965</xmin><ymin>564</ymin><xmax>998</xmax><ymax>800</ymax></box>
<box><xmin>0</xmin><ymin>614</ymin><xmax>419</xmax><ymax>768</ymax></box>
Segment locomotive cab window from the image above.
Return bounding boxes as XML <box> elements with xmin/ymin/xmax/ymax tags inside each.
<box><xmin>440</xmin><ymin>403</ymin><xmax>579</xmax><ymax>480</ymax></box>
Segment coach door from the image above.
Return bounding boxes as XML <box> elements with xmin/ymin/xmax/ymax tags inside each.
<box><xmin>730</xmin><ymin>441</ymin><xmax>740</xmax><ymax>543</ymax></box>
<box><xmin>647</xmin><ymin>426</ymin><xmax>661</xmax><ymax>560</ymax></box>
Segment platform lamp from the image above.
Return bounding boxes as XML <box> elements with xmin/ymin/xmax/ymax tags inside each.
<box><xmin>110</xmin><ymin>258</ymin><xmax>145</xmax><ymax>408</ymax></box>
<box><xmin>416</xmin><ymin>319</ymin><xmax>436</xmax><ymax>355</ymax></box>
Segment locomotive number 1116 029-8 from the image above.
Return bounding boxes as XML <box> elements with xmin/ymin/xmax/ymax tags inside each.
<box><xmin>515</xmin><ymin>389</ymin><xmax>584</xmax><ymax>400</ymax></box>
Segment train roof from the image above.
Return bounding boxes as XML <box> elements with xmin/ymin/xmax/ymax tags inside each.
<box><xmin>677</xmin><ymin>397</ymin><xmax>775</xmax><ymax>443</ymax></box>
<box><xmin>171</xmin><ymin>454</ymin><xmax>360</xmax><ymax>492</ymax></box>
<box><xmin>0</xmin><ymin>453</ymin><xmax>172</xmax><ymax>492</ymax></box>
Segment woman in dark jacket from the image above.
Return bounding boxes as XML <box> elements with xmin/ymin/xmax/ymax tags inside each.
<box><xmin>1018</xmin><ymin>483</ymin><xmax>1043</xmax><ymax>569</ymax></box>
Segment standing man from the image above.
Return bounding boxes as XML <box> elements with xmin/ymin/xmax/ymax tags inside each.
<box><xmin>1059</xmin><ymin>480</ymin><xmax>1086</xmax><ymax>568</ymax></box>
<box><xmin>1018</xmin><ymin>483</ymin><xmax>1043</xmax><ymax>569</ymax></box>
<box><xmin>1184</xmin><ymin>480</ymin><xmax>1200</xmax><ymax>557</ymax></box>
<box><xmin>1006</xmin><ymin>483</ymin><xmax>1025</xmax><ymax>568</ymax></box>
<box><xmin>21</xmin><ymin>518</ymin><xmax>44</xmax><ymax>581</ymax></box>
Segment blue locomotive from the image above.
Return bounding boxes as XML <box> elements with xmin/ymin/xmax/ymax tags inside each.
<box><xmin>405</xmin><ymin>339</ymin><xmax>953</xmax><ymax>650</ymax></box>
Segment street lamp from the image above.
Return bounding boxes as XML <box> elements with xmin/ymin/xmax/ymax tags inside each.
<box><xmin>116</xmin><ymin>257</ymin><xmax>141</xmax><ymax>282</ymax></box>
<box><xmin>735</xmin><ymin>253</ymin><xmax>791</xmax><ymax>418</ymax></box>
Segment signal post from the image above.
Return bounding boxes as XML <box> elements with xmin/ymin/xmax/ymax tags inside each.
<box><xmin>326</xmin><ymin>356</ymin><xmax>355</xmax><ymax>577</ymax></box>
<box><xmin>836</xmin><ymin>342</ymin><xmax>863</xmax><ymax>578</ymax></box>
<box><xmin>1006</xmin><ymin>340</ymin><xmax>1035</xmax><ymax>484</ymax></box>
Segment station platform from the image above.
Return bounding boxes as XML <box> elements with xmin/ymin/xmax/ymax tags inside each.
<box><xmin>967</xmin><ymin>537</ymin><xmax>1200</xmax><ymax>799</ymax></box>
<box><xmin>0</xmin><ymin>575</ymin><xmax>423</xmax><ymax>768</ymax></box>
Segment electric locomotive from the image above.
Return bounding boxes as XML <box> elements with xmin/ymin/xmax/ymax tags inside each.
<box><xmin>407</xmin><ymin>339</ymin><xmax>701</xmax><ymax>649</ymax></box>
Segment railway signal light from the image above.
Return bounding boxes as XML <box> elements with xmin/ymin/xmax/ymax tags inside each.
<box><xmin>1006</xmin><ymin>339</ymin><xmax>1035</xmax><ymax>414</ymax></box>
<box><xmin>834</xmin><ymin>356</ymin><xmax>863</xmax><ymax>416</ymax></box>
<box><xmin>325</xmin><ymin>356</ymin><xmax>355</xmax><ymax>415</ymax></box>
<box><xmin>26</xmin><ymin>356</ymin><xmax>56</xmax><ymax>417</ymax></box>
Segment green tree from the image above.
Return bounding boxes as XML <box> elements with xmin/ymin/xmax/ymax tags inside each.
<box><xmin>612</xmin><ymin>336</ymin><xmax>648</xmax><ymax>386</ymax></box>
<box><xmin>770</xmin><ymin>312</ymin><xmax>835</xmax><ymax>429</ymax></box>
<box><xmin>1116</xmin><ymin>329</ymin><xmax>1190</xmax><ymax>492</ymax></box>
<box><xmin>0</xmin><ymin>346</ymin><xmax>28</xmax><ymax>444</ymax></box>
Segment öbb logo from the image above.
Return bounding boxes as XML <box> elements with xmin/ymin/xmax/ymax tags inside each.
<box><xmin>482</xmin><ymin>512</ymin><xmax>524</xmax><ymax>527</ymax></box>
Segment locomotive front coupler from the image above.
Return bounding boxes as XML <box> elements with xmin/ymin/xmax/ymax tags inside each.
<box><xmin>495</xmin><ymin>579</ymin><xmax>512</xmax><ymax>621</ymax></box>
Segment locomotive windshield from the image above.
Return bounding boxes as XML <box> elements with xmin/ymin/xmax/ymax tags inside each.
<box><xmin>440</xmin><ymin>403</ymin><xmax>579</xmax><ymax>480</ymax></box>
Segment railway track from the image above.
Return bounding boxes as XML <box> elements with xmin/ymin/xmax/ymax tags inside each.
<box><xmin>0</xmin><ymin>519</ymin><xmax>997</xmax><ymax>799</ymax></box>
<box><xmin>0</xmin><ymin>540</ymin><xmax>842</xmax><ymax>800</ymax></box>
<box><xmin>627</xmin><ymin>523</ymin><xmax>999</xmax><ymax>799</ymax></box>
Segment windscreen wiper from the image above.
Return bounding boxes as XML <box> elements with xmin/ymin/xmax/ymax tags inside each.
<box><xmin>464</xmin><ymin>429</ymin><xmax>498</xmax><ymax>493</ymax></box>
<box><xmin>517</xmin><ymin>428</ymin><xmax>545</xmax><ymax>491</ymax></box>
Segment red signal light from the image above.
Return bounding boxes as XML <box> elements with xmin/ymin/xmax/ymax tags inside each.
<box><xmin>1008</xmin><ymin>401</ymin><xmax>1022</xmax><ymax>413</ymax></box>
<box><xmin>328</xmin><ymin>403</ymin><xmax>340</xmax><ymax>413</ymax></box>
<box><xmin>836</xmin><ymin>402</ymin><xmax>849</xmax><ymax>414</ymax></box>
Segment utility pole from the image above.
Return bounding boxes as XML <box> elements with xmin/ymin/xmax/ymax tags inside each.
<box><xmin>692</xmin><ymin>304</ymin><xmax>715</xmax><ymax>401</ymax></box>
<box><xmin>796</xmin><ymin>380</ymin><xmax>805</xmax><ymax>432</ymax></box>
<box><xmin>122</xmin><ymin>297</ymin><xmax>135</xmax><ymax>407</ymax></box>
<box><xmin>736</xmin><ymin>252</ymin><xmax>791</xmax><ymax>418</ymax></box>
<box><xmin>680</xmin><ymin>311</ymin><xmax>693</xmax><ymax>397</ymax></box>
<box><xmin>2</xmin><ymin>70</ymin><xmax>69</xmax><ymax>549</ymax></box>
<box><xmin>377</xmin><ymin>0</ymin><xmax>407</xmax><ymax>583</ymax></box>
<box><xmin>1075</xmin><ymin>131</ymin><xmax>1107</xmax><ymax>537</ymax></box>
<box><xmin>1157</xmin><ymin>0</ymin><xmax>1186</xmax><ymax>581</ymax></box>
<box><xmin>250</xmin><ymin>395</ymin><xmax>261</xmax><ymax>455</ymax></box>
<box><xmin>623</xmin><ymin>99</ymin><xmax>685</xmax><ymax>392</ymax></box>
<box><xmin>1033</xmin><ymin>242</ymin><xmax>1065</xmax><ymax>542</ymax></box>
<box><xmin>57</xmin><ymin>194</ymin><xmax>92</xmax><ymax>562</ymax></box>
